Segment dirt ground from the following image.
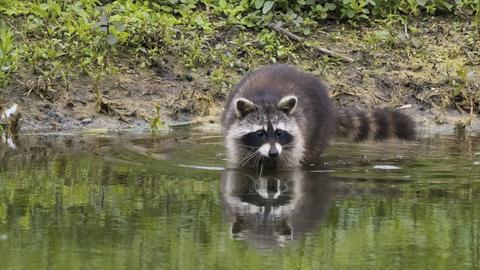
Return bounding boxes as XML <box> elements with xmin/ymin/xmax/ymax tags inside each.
<box><xmin>2</xmin><ymin>17</ymin><xmax>479</xmax><ymax>137</ymax></box>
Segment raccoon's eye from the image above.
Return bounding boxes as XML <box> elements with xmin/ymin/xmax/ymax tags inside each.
<box><xmin>256</xmin><ymin>130</ymin><xmax>265</xmax><ymax>137</ymax></box>
<box><xmin>275</xmin><ymin>130</ymin><xmax>283</xmax><ymax>137</ymax></box>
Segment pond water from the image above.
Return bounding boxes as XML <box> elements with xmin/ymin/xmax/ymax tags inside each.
<box><xmin>0</xmin><ymin>130</ymin><xmax>479</xmax><ymax>269</ymax></box>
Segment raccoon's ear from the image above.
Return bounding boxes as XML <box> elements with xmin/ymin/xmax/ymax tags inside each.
<box><xmin>235</xmin><ymin>97</ymin><xmax>257</xmax><ymax>118</ymax></box>
<box><xmin>277</xmin><ymin>95</ymin><xmax>297</xmax><ymax>114</ymax></box>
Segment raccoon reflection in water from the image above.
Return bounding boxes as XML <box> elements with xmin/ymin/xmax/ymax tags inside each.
<box><xmin>220</xmin><ymin>170</ymin><xmax>334</xmax><ymax>248</ymax></box>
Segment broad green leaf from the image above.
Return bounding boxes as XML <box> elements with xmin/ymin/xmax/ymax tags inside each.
<box><xmin>255</xmin><ymin>0</ymin><xmax>265</xmax><ymax>9</ymax></box>
<box><xmin>347</xmin><ymin>9</ymin><xmax>354</xmax><ymax>18</ymax></box>
<box><xmin>325</xmin><ymin>2</ymin><xmax>336</xmax><ymax>11</ymax></box>
<box><xmin>416</xmin><ymin>0</ymin><xmax>427</xmax><ymax>6</ymax></box>
<box><xmin>262</xmin><ymin>1</ymin><xmax>274</xmax><ymax>14</ymax></box>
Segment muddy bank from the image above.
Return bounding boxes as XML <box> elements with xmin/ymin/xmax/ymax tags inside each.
<box><xmin>1</xmin><ymin>17</ymin><xmax>479</xmax><ymax>137</ymax></box>
<box><xmin>4</xmin><ymin>89</ymin><xmax>479</xmax><ymax>137</ymax></box>
<box><xmin>3</xmin><ymin>71</ymin><xmax>478</xmax><ymax>137</ymax></box>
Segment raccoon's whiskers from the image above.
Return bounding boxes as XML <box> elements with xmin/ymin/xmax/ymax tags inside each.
<box><xmin>282</xmin><ymin>142</ymin><xmax>296</xmax><ymax>149</ymax></box>
<box><xmin>234</xmin><ymin>143</ymin><xmax>257</xmax><ymax>149</ymax></box>
<box><xmin>258</xmin><ymin>161</ymin><xmax>264</xmax><ymax>177</ymax></box>
<box><xmin>244</xmin><ymin>151</ymin><xmax>261</xmax><ymax>169</ymax></box>
<box><xmin>279</xmin><ymin>154</ymin><xmax>288</xmax><ymax>168</ymax></box>
<box><xmin>240</xmin><ymin>150</ymin><xmax>259</xmax><ymax>167</ymax></box>
<box><xmin>278</xmin><ymin>153</ymin><xmax>288</xmax><ymax>168</ymax></box>
<box><xmin>279</xmin><ymin>152</ymin><xmax>294</xmax><ymax>168</ymax></box>
<box><xmin>239</xmin><ymin>152</ymin><xmax>253</xmax><ymax>165</ymax></box>
<box><xmin>254</xmin><ymin>155</ymin><xmax>263</xmax><ymax>170</ymax></box>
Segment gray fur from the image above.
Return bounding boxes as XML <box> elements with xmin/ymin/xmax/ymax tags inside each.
<box><xmin>222</xmin><ymin>64</ymin><xmax>336</xmax><ymax>169</ymax></box>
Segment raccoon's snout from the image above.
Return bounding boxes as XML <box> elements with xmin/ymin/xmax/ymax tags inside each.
<box><xmin>268</xmin><ymin>148</ymin><xmax>279</xmax><ymax>158</ymax></box>
<box><xmin>258</xmin><ymin>143</ymin><xmax>282</xmax><ymax>159</ymax></box>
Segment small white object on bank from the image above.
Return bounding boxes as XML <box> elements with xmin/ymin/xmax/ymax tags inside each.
<box><xmin>373</xmin><ymin>165</ymin><xmax>401</xmax><ymax>170</ymax></box>
<box><xmin>1</xmin><ymin>104</ymin><xmax>17</xmax><ymax>121</ymax></box>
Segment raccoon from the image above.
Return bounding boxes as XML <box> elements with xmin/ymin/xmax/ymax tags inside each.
<box><xmin>222</xmin><ymin>64</ymin><xmax>415</xmax><ymax>169</ymax></box>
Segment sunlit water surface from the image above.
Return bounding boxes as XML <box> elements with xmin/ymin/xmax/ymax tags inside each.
<box><xmin>0</xmin><ymin>131</ymin><xmax>479</xmax><ymax>270</ymax></box>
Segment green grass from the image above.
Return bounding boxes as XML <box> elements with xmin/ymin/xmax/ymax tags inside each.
<box><xmin>0</xmin><ymin>24</ymin><xmax>17</xmax><ymax>88</ymax></box>
<box><xmin>0</xmin><ymin>0</ymin><xmax>479</xmax><ymax>117</ymax></box>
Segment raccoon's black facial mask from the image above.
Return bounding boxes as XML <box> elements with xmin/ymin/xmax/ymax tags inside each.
<box><xmin>240</xmin><ymin>130</ymin><xmax>267</xmax><ymax>148</ymax></box>
<box><xmin>274</xmin><ymin>129</ymin><xmax>294</xmax><ymax>145</ymax></box>
<box><xmin>240</xmin><ymin>129</ymin><xmax>293</xmax><ymax>148</ymax></box>
<box><xmin>240</xmin><ymin>121</ymin><xmax>294</xmax><ymax>159</ymax></box>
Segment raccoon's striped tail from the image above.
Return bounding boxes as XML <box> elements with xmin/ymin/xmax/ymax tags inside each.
<box><xmin>335</xmin><ymin>108</ymin><xmax>416</xmax><ymax>142</ymax></box>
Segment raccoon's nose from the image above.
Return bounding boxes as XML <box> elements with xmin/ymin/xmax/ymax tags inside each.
<box><xmin>268</xmin><ymin>148</ymin><xmax>279</xmax><ymax>158</ymax></box>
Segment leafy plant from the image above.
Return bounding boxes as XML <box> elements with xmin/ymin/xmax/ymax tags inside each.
<box><xmin>340</xmin><ymin>0</ymin><xmax>373</xmax><ymax>20</ymax></box>
<box><xmin>150</xmin><ymin>102</ymin><xmax>164</xmax><ymax>131</ymax></box>
<box><xmin>0</xmin><ymin>25</ymin><xmax>17</xmax><ymax>88</ymax></box>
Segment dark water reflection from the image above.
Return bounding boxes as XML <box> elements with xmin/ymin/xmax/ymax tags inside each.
<box><xmin>0</xmin><ymin>131</ymin><xmax>479</xmax><ymax>269</ymax></box>
<box><xmin>221</xmin><ymin>169</ymin><xmax>335</xmax><ymax>248</ymax></box>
